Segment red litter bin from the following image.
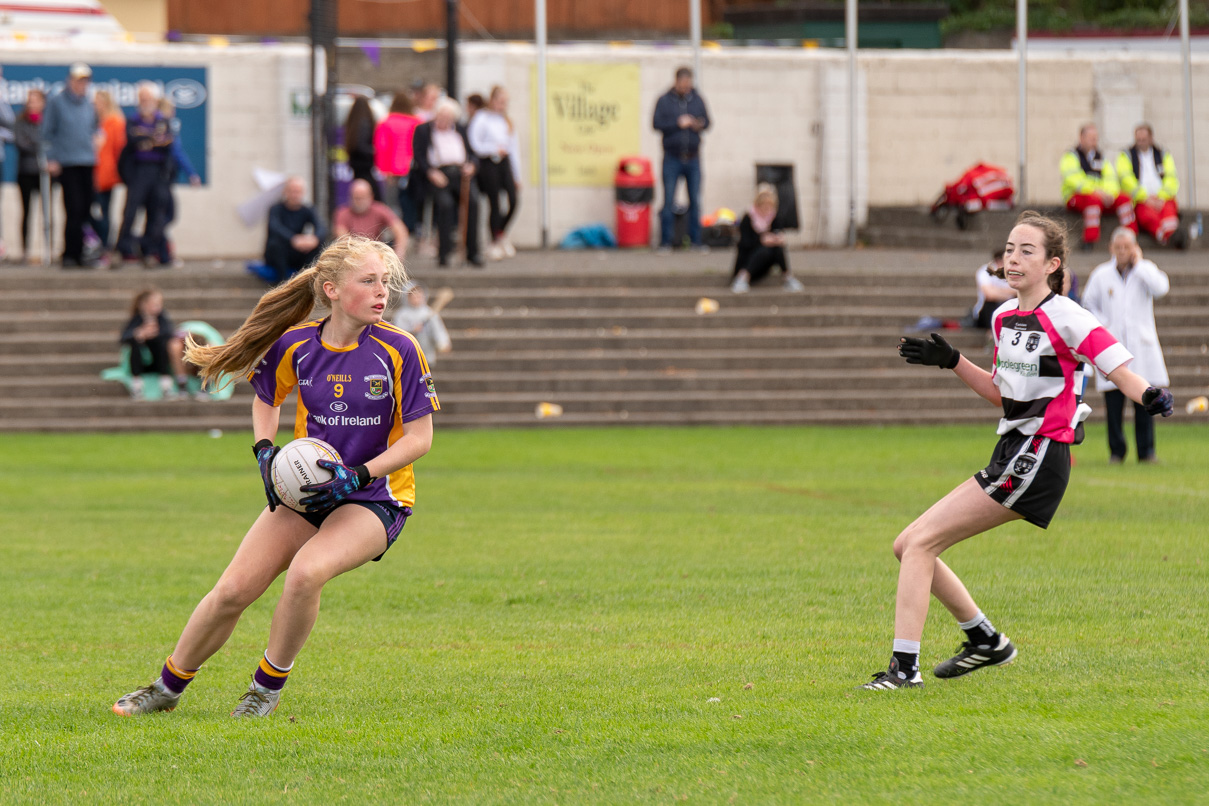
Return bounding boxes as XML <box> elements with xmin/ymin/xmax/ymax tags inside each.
<box><xmin>615</xmin><ymin>156</ymin><xmax>654</xmax><ymax>248</ymax></box>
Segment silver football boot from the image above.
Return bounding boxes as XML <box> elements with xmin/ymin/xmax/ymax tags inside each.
<box><xmin>112</xmin><ymin>679</ymin><xmax>181</xmax><ymax>716</ymax></box>
<box><xmin>230</xmin><ymin>676</ymin><xmax>282</xmax><ymax>718</ymax></box>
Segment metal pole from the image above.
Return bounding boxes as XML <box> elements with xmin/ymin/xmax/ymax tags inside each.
<box><xmin>537</xmin><ymin>0</ymin><xmax>550</xmax><ymax>249</ymax></box>
<box><xmin>846</xmin><ymin>0</ymin><xmax>857</xmax><ymax>247</ymax></box>
<box><xmin>309</xmin><ymin>0</ymin><xmax>337</xmax><ymax>230</ymax></box>
<box><xmin>1017</xmin><ymin>0</ymin><xmax>1028</xmax><ymax>205</ymax></box>
<box><xmin>690</xmin><ymin>0</ymin><xmax>702</xmax><ymax>89</ymax></box>
<box><xmin>446</xmin><ymin>0</ymin><xmax>459</xmax><ymax>103</ymax></box>
<box><xmin>1179</xmin><ymin>0</ymin><xmax>1200</xmax><ymax>238</ymax></box>
<box><xmin>309</xmin><ymin>1</ymin><xmax>323</xmax><ymax>230</ymax></box>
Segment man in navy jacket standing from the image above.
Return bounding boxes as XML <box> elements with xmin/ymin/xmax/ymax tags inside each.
<box><xmin>652</xmin><ymin>67</ymin><xmax>710</xmax><ymax>252</ymax></box>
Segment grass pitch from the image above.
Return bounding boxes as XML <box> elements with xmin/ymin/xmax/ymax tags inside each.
<box><xmin>2</xmin><ymin>425</ymin><xmax>1206</xmax><ymax>804</ymax></box>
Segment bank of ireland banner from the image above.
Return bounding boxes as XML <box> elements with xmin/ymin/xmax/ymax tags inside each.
<box><xmin>531</xmin><ymin>62</ymin><xmax>640</xmax><ymax>187</ymax></box>
<box><xmin>1</xmin><ymin>64</ymin><xmax>208</xmax><ymax>184</ymax></box>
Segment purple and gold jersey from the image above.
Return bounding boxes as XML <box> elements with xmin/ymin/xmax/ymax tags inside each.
<box><xmin>249</xmin><ymin>318</ymin><xmax>439</xmax><ymax>507</ymax></box>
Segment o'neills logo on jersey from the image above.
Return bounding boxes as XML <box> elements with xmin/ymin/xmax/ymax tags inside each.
<box><xmin>364</xmin><ymin>374</ymin><xmax>388</xmax><ymax>400</ymax></box>
<box><xmin>996</xmin><ymin>357</ymin><xmax>1039</xmax><ymax>377</ymax></box>
<box><xmin>327</xmin><ymin>374</ymin><xmax>353</xmax><ymax>382</ymax></box>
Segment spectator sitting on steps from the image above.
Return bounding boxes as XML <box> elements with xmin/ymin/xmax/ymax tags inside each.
<box><xmin>121</xmin><ymin>287</ymin><xmax>186</xmax><ymax>400</ymax></box>
<box><xmin>264</xmin><ymin>176</ymin><xmax>325</xmax><ymax>284</ymax></box>
<box><xmin>971</xmin><ymin>248</ymin><xmax>1014</xmax><ymax>329</ymax></box>
<box><xmin>334</xmin><ymin>178</ymin><xmax>407</xmax><ymax>259</ymax></box>
<box><xmin>1060</xmin><ymin>123</ymin><xmax>1132</xmax><ymax>252</ymax></box>
<box><xmin>730</xmin><ymin>183</ymin><xmax>803</xmax><ymax>294</ymax></box>
<box><xmin>1114</xmin><ymin>123</ymin><xmax>1187</xmax><ymax>249</ymax></box>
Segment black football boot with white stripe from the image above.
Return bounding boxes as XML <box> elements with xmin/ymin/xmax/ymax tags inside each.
<box><xmin>932</xmin><ymin>634</ymin><xmax>1017</xmax><ymax>679</ymax></box>
<box><xmin>860</xmin><ymin>657</ymin><xmax>924</xmax><ymax>690</ymax></box>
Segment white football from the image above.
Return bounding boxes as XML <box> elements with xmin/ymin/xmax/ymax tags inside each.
<box><xmin>271</xmin><ymin>438</ymin><xmax>343</xmax><ymax>512</ymax></box>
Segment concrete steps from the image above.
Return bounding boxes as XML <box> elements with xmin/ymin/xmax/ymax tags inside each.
<box><xmin>1</xmin><ymin>250</ymin><xmax>1205</xmax><ymax>432</ymax></box>
<box><xmin>860</xmin><ymin>206</ymin><xmax>1207</xmax><ymax>252</ymax></box>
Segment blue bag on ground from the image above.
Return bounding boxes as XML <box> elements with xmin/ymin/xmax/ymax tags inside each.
<box><xmin>559</xmin><ymin>224</ymin><xmax>617</xmax><ymax>250</ymax></box>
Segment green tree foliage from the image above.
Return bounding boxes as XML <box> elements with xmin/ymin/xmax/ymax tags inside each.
<box><xmin>941</xmin><ymin>0</ymin><xmax>1209</xmax><ymax>36</ymax></box>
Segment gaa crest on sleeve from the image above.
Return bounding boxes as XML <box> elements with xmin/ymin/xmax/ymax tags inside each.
<box><xmin>421</xmin><ymin>373</ymin><xmax>437</xmax><ymax>399</ymax></box>
<box><xmin>364</xmin><ymin>374</ymin><xmax>388</xmax><ymax>400</ymax></box>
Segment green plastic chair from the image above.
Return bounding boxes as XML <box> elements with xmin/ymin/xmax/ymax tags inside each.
<box><xmin>101</xmin><ymin>320</ymin><xmax>237</xmax><ymax>401</ymax></box>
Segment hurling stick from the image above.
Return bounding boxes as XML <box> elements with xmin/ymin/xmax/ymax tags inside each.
<box><xmin>429</xmin><ymin>286</ymin><xmax>455</xmax><ymax>313</ymax></box>
<box><xmin>458</xmin><ymin>169</ymin><xmax>472</xmax><ymax>266</ymax></box>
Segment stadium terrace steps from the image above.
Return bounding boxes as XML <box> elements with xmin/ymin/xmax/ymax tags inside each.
<box><xmin>860</xmin><ymin>206</ymin><xmax>1208</xmax><ymax>252</ymax></box>
<box><xmin>0</xmin><ymin>251</ymin><xmax>1205</xmax><ymax>432</ymax></box>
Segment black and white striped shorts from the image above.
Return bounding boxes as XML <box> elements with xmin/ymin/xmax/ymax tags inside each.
<box><xmin>974</xmin><ymin>431</ymin><xmax>1071</xmax><ymax>529</ymax></box>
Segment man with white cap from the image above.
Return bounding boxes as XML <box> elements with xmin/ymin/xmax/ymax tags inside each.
<box><xmin>42</xmin><ymin>62</ymin><xmax>100</xmax><ymax>268</ymax></box>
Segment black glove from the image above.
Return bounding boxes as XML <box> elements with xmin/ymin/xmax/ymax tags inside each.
<box><xmin>253</xmin><ymin>439</ymin><xmax>282</xmax><ymax>512</ymax></box>
<box><xmin>899</xmin><ymin>333</ymin><xmax>961</xmax><ymax>370</ymax></box>
<box><xmin>300</xmin><ymin>460</ymin><xmax>372</xmax><ymax>512</ymax></box>
<box><xmin>1142</xmin><ymin>387</ymin><xmax>1174</xmax><ymax>418</ymax></box>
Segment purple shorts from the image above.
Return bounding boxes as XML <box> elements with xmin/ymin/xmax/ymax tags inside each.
<box><xmin>295</xmin><ymin>501</ymin><xmax>411</xmax><ymax>561</ymax></box>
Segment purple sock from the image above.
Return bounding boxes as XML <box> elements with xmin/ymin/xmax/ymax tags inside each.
<box><xmin>160</xmin><ymin>656</ymin><xmax>198</xmax><ymax>695</ymax></box>
<box><xmin>253</xmin><ymin>653</ymin><xmax>291</xmax><ymax>691</ymax></box>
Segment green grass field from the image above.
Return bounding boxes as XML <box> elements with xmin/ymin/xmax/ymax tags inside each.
<box><xmin>2</xmin><ymin>425</ymin><xmax>1207</xmax><ymax>804</ymax></box>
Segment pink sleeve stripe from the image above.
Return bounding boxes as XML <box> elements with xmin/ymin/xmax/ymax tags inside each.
<box><xmin>1076</xmin><ymin>327</ymin><xmax>1120</xmax><ymax>362</ymax></box>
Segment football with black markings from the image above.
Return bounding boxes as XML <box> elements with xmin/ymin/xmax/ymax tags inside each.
<box><xmin>271</xmin><ymin>437</ymin><xmax>342</xmax><ymax>512</ymax></box>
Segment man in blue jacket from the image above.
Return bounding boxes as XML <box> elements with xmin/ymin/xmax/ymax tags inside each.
<box><xmin>652</xmin><ymin>67</ymin><xmax>710</xmax><ymax>252</ymax></box>
<box><xmin>43</xmin><ymin>62</ymin><xmax>99</xmax><ymax>268</ymax></box>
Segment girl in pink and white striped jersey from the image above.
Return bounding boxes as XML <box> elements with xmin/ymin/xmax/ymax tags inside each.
<box><xmin>860</xmin><ymin>212</ymin><xmax>1174</xmax><ymax>691</ymax></box>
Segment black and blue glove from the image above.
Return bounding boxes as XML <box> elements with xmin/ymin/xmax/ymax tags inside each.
<box><xmin>1142</xmin><ymin>387</ymin><xmax>1175</xmax><ymax>418</ymax></box>
<box><xmin>253</xmin><ymin>439</ymin><xmax>282</xmax><ymax>512</ymax></box>
<box><xmin>300</xmin><ymin>460</ymin><xmax>372</xmax><ymax>511</ymax></box>
<box><xmin>899</xmin><ymin>333</ymin><xmax>961</xmax><ymax>370</ymax></box>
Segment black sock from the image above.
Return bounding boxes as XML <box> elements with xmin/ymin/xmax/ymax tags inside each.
<box><xmin>960</xmin><ymin>613</ymin><xmax>1000</xmax><ymax>648</ymax></box>
<box><xmin>891</xmin><ymin>651</ymin><xmax>919</xmax><ymax>679</ymax></box>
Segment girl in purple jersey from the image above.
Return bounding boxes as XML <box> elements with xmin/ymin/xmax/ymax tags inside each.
<box><xmin>861</xmin><ymin>212</ymin><xmax>1174</xmax><ymax>690</ymax></box>
<box><xmin>113</xmin><ymin>235</ymin><xmax>437</xmax><ymax>717</ymax></box>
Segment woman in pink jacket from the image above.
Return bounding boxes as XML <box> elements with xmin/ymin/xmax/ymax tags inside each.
<box><xmin>374</xmin><ymin>92</ymin><xmax>422</xmax><ymax>236</ymax></box>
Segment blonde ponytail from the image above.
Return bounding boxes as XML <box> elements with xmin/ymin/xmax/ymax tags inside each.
<box><xmin>186</xmin><ymin>235</ymin><xmax>408</xmax><ymax>387</ymax></box>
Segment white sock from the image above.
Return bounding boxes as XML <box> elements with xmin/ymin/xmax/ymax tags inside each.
<box><xmin>263</xmin><ymin>652</ymin><xmax>293</xmax><ymax>673</ymax></box>
<box><xmin>892</xmin><ymin>639</ymin><xmax>921</xmax><ymax>655</ymax></box>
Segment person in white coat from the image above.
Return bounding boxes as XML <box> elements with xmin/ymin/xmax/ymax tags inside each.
<box><xmin>1082</xmin><ymin>227</ymin><xmax>1170</xmax><ymax>463</ymax></box>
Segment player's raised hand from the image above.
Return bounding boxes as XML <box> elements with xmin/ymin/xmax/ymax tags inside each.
<box><xmin>300</xmin><ymin>460</ymin><xmax>372</xmax><ymax>511</ymax></box>
<box><xmin>899</xmin><ymin>333</ymin><xmax>961</xmax><ymax>370</ymax></box>
<box><xmin>253</xmin><ymin>439</ymin><xmax>281</xmax><ymax>512</ymax></box>
<box><xmin>1142</xmin><ymin>386</ymin><xmax>1175</xmax><ymax>418</ymax></box>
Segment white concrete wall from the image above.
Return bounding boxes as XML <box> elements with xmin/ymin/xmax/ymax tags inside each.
<box><xmin>1</xmin><ymin>42</ymin><xmax>312</xmax><ymax>259</ymax></box>
<box><xmin>3</xmin><ymin>42</ymin><xmax>1205</xmax><ymax>256</ymax></box>
<box><xmin>468</xmin><ymin>43</ymin><xmax>1207</xmax><ymax>248</ymax></box>
<box><xmin>462</xmin><ymin>42</ymin><xmax>841</xmax><ymax>249</ymax></box>
<box><xmin>862</xmin><ymin>51</ymin><xmax>1208</xmax><ymax>209</ymax></box>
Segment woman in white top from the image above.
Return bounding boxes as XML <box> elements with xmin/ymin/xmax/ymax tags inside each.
<box><xmin>467</xmin><ymin>86</ymin><xmax>521</xmax><ymax>260</ymax></box>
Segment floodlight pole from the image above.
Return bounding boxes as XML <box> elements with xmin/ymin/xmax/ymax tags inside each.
<box><xmin>1016</xmin><ymin>0</ymin><xmax>1028</xmax><ymax>205</ymax></box>
<box><xmin>537</xmin><ymin>0</ymin><xmax>550</xmax><ymax>248</ymax></box>
<box><xmin>1179</xmin><ymin>0</ymin><xmax>1200</xmax><ymax>237</ymax></box>
<box><xmin>845</xmin><ymin>0</ymin><xmax>857</xmax><ymax>247</ymax></box>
